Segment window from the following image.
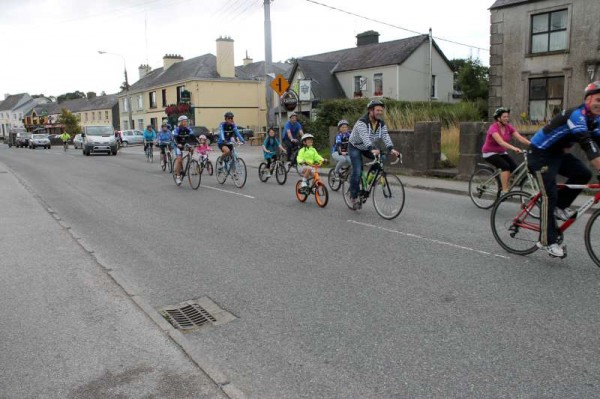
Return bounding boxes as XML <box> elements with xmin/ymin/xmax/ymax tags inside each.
<box><xmin>149</xmin><ymin>91</ymin><xmax>157</xmax><ymax>109</ymax></box>
<box><xmin>137</xmin><ymin>95</ymin><xmax>143</xmax><ymax>110</ymax></box>
<box><xmin>162</xmin><ymin>89</ymin><xmax>167</xmax><ymax>107</ymax></box>
<box><xmin>123</xmin><ymin>98</ymin><xmax>129</xmax><ymax>112</ymax></box>
<box><xmin>353</xmin><ymin>76</ymin><xmax>366</xmax><ymax>97</ymax></box>
<box><xmin>85</xmin><ymin>113</ymin><xmax>88</xmax><ymax>122</ymax></box>
<box><xmin>373</xmin><ymin>73</ymin><xmax>383</xmax><ymax>96</ymax></box>
<box><xmin>123</xmin><ymin>119</ymin><xmax>129</xmax><ymax>130</ymax></box>
<box><xmin>150</xmin><ymin>117</ymin><xmax>158</xmax><ymax>128</ymax></box>
<box><xmin>431</xmin><ymin>75</ymin><xmax>437</xmax><ymax>98</ymax></box>
<box><xmin>105</xmin><ymin>111</ymin><xmax>109</xmax><ymax>120</ymax></box>
<box><xmin>529</xmin><ymin>76</ymin><xmax>564</xmax><ymax>122</ymax></box>
<box><xmin>92</xmin><ymin>111</ymin><xmax>95</xmax><ymax>120</ymax></box>
<box><xmin>137</xmin><ymin>119</ymin><xmax>144</xmax><ymax>130</ymax></box>
<box><xmin>531</xmin><ymin>9</ymin><xmax>567</xmax><ymax>53</ymax></box>
<box><xmin>98</xmin><ymin>111</ymin><xmax>101</xmax><ymax>120</ymax></box>
<box><xmin>176</xmin><ymin>86</ymin><xmax>184</xmax><ymax>103</ymax></box>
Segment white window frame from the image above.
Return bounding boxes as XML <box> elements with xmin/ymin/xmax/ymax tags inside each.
<box><xmin>529</xmin><ymin>8</ymin><xmax>569</xmax><ymax>54</ymax></box>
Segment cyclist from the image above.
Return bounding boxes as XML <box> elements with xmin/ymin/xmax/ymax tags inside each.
<box><xmin>217</xmin><ymin>112</ymin><xmax>245</xmax><ymax>170</ymax></box>
<box><xmin>143</xmin><ymin>125</ymin><xmax>156</xmax><ymax>154</ymax></box>
<box><xmin>60</xmin><ymin>131</ymin><xmax>70</xmax><ymax>149</ymax></box>
<box><xmin>297</xmin><ymin>133</ymin><xmax>326</xmax><ymax>192</ymax></box>
<box><xmin>283</xmin><ymin>112</ymin><xmax>304</xmax><ymax>168</ymax></box>
<box><xmin>347</xmin><ymin>99</ymin><xmax>400</xmax><ymax>210</ymax></box>
<box><xmin>157</xmin><ymin>123</ymin><xmax>173</xmax><ymax>167</ymax></box>
<box><xmin>331</xmin><ymin>119</ymin><xmax>352</xmax><ymax>178</ymax></box>
<box><xmin>481</xmin><ymin>107</ymin><xmax>531</xmax><ymax>194</ymax></box>
<box><xmin>528</xmin><ymin>81</ymin><xmax>600</xmax><ymax>257</ymax></box>
<box><xmin>262</xmin><ymin>127</ymin><xmax>285</xmax><ymax>176</ymax></box>
<box><xmin>195</xmin><ymin>135</ymin><xmax>212</xmax><ymax>163</ymax></box>
<box><xmin>173</xmin><ymin>115</ymin><xmax>198</xmax><ymax>184</ymax></box>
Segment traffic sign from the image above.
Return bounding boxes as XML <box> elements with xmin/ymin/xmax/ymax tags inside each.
<box><xmin>270</xmin><ymin>74</ymin><xmax>290</xmax><ymax>96</ymax></box>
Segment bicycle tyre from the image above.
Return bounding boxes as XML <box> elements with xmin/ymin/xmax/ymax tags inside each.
<box><xmin>490</xmin><ymin>191</ymin><xmax>540</xmax><ymax>255</ymax></box>
<box><xmin>469</xmin><ymin>168</ymin><xmax>500</xmax><ymax>209</ymax></box>
<box><xmin>233</xmin><ymin>157</ymin><xmax>247</xmax><ymax>188</ymax></box>
<box><xmin>585</xmin><ymin>209</ymin><xmax>600</xmax><ymax>267</ymax></box>
<box><xmin>295</xmin><ymin>181</ymin><xmax>308</xmax><ymax>202</ymax></box>
<box><xmin>519</xmin><ymin>176</ymin><xmax>541</xmax><ymax>219</ymax></box>
<box><xmin>167</xmin><ymin>153</ymin><xmax>173</xmax><ymax>173</ymax></box>
<box><xmin>275</xmin><ymin>163</ymin><xmax>287</xmax><ymax>185</ymax></box>
<box><xmin>315</xmin><ymin>181</ymin><xmax>329</xmax><ymax>208</ymax></box>
<box><xmin>150</xmin><ymin>147</ymin><xmax>153</xmax><ymax>163</ymax></box>
<box><xmin>172</xmin><ymin>170</ymin><xmax>181</xmax><ymax>186</ymax></box>
<box><xmin>328</xmin><ymin>169</ymin><xmax>342</xmax><ymax>191</ymax></box>
<box><xmin>342</xmin><ymin>181</ymin><xmax>359</xmax><ymax>210</ymax></box>
<box><xmin>206</xmin><ymin>160</ymin><xmax>213</xmax><ymax>176</ymax></box>
<box><xmin>216</xmin><ymin>156</ymin><xmax>227</xmax><ymax>184</ymax></box>
<box><xmin>258</xmin><ymin>162</ymin><xmax>269</xmax><ymax>182</ymax></box>
<box><xmin>161</xmin><ymin>155</ymin><xmax>166</xmax><ymax>171</ymax></box>
<box><xmin>188</xmin><ymin>160</ymin><xmax>202</xmax><ymax>190</ymax></box>
<box><xmin>372</xmin><ymin>174</ymin><xmax>405</xmax><ymax>219</ymax></box>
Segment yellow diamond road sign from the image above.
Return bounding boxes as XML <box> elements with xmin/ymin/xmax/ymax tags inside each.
<box><xmin>270</xmin><ymin>74</ymin><xmax>290</xmax><ymax>96</ymax></box>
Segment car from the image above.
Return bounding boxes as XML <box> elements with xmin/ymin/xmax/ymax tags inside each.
<box><xmin>15</xmin><ymin>132</ymin><xmax>31</xmax><ymax>148</ymax></box>
<box><xmin>120</xmin><ymin>129</ymin><xmax>144</xmax><ymax>146</ymax></box>
<box><xmin>238</xmin><ymin>127</ymin><xmax>254</xmax><ymax>141</ymax></box>
<box><xmin>190</xmin><ymin>126</ymin><xmax>215</xmax><ymax>144</ymax></box>
<box><xmin>29</xmin><ymin>134</ymin><xmax>51</xmax><ymax>149</ymax></box>
<box><xmin>81</xmin><ymin>125</ymin><xmax>118</xmax><ymax>156</ymax></box>
<box><xmin>73</xmin><ymin>134</ymin><xmax>83</xmax><ymax>149</ymax></box>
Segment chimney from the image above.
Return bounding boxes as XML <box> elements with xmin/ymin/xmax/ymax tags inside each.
<box><xmin>356</xmin><ymin>30</ymin><xmax>380</xmax><ymax>46</ymax></box>
<box><xmin>138</xmin><ymin>64</ymin><xmax>152</xmax><ymax>79</ymax></box>
<box><xmin>216</xmin><ymin>36</ymin><xmax>235</xmax><ymax>78</ymax></box>
<box><xmin>243</xmin><ymin>50</ymin><xmax>253</xmax><ymax>66</ymax></box>
<box><xmin>163</xmin><ymin>54</ymin><xmax>183</xmax><ymax>71</ymax></box>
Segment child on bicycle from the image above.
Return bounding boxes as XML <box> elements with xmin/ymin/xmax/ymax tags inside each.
<box><xmin>331</xmin><ymin>119</ymin><xmax>351</xmax><ymax>177</ymax></box>
<box><xmin>262</xmin><ymin>127</ymin><xmax>285</xmax><ymax>176</ymax></box>
<box><xmin>157</xmin><ymin>124</ymin><xmax>173</xmax><ymax>167</ymax></box>
<box><xmin>195</xmin><ymin>134</ymin><xmax>212</xmax><ymax>162</ymax></box>
<box><xmin>297</xmin><ymin>133</ymin><xmax>326</xmax><ymax>190</ymax></box>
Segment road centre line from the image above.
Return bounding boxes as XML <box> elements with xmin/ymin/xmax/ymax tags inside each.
<box><xmin>347</xmin><ymin>220</ymin><xmax>510</xmax><ymax>260</ymax></box>
<box><xmin>200</xmin><ymin>184</ymin><xmax>255</xmax><ymax>199</ymax></box>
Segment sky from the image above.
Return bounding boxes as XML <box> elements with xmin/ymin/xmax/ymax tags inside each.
<box><xmin>0</xmin><ymin>0</ymin><xmax>494</xmax><ymax>99</ymax></box>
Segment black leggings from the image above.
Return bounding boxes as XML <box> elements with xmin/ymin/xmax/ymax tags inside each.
<box><xmin>485</xmin><ymin>153</ymin><xmax>517</xmax><ymax>172</ymax></box>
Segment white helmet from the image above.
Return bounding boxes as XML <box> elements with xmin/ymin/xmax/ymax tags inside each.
<box><xmin>301</xmin><ymin>133</ymin><xmax>314</xmax><ymax>142</ymax></box>
<box><xmin>199</xmin><ymin>135</ymin><xmax>207</xmax><ymax>140</ymax></box>
<box><xmin>177</xmin><ymin>115</ymin><xmax>188</xmax><ymax>122</ymax></box>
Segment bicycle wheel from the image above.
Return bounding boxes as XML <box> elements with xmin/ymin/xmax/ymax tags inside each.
<box><xmin>172</xmin><ymin>170</ymin><xmax>181</xmax><ymax>186</ymax></box>
<box><xmin>150</xmin><ymin>147</ymin><xmax>153</xmax><ymax>163</ymax></box>
<box><xmin>232</xmin><ymin>157</ymin><xmax>247</xmax><ymax>188</ymax></box>
<box><xmin>490</xmin><ymin>191</ymin><xmax>540</xmax><ymax>255</ymax></box>
<box><xmin>295</xmin><ymin>181</ymin><xmax>308</xmax><ymax>202</ymax></box>
<box><xmin>519</xmin><ymin>176</ymin><xmax>540</xmax><ymax>219</ymax></box>
<box><xmin>216</xmin><ymin>157</ymin><xmax>227</xmax><ymax>184</ymax></box>
<box><xmin>585</xmin><ymin>209</ymin><xmax>600</xmax><ymax>267</ymax></box>
<box><xmin>167</xmin><ymin>152</ymin><xmax>173</xmax><ymax>173</ymax></box>
<box><xmin>469</xmin><ymin>168</ymin><xmax>500</xmax><ymax>209</ymax></box>
<box><xmin>328</xmin><ymin>169</ymin><xmax>342</xmax><ymax>191</ymax></box>
<box><xmin>206</xmin><ymin>160</ymin><xmax>213</xmax><ymax>176</ymax></box>
<box><xmin>258</xmin><ymin>162</ymin><xmax>269</xmax><ymax>182</ymax></box>
<box><xmin>372</xmin><ymin>174</ymin><xmax>405</xmax><ymax>220</ymax></box>
<box><xmin>161</xmin><ymin>154</ymin><xmax>166</xmax><ymax>171</ymax></box>
<box><xmin>188</xmin><ymin>160</ymin><xmax>202</xmax><ymax>190</ymax></box>
<box><xmin>315</xmin><ymin>181</ymin><xmax>329</xmax><ymax>208</ymax></box>
<box><xmin>275</xmin><ymin>163</ymin><xmax>287</xmax><ymax>185</ymax></box>
<box><xmin>342</xmin><ymin>181</ymin><xmax>359</xmax><ymax>210</ymax></box>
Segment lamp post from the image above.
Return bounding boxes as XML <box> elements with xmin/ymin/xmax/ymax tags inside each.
<box><xmin>98</xmin><ymin>50</ymin><xmax>133</xmax><ymax>130</ymax></box>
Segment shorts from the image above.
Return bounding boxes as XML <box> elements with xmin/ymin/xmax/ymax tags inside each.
<box><xmin>218</xmin><ymin>143</ymin><xmax>233</xmax><ymax>151</ymax></box>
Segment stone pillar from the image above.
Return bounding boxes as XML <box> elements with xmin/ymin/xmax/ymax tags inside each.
<box><xmin>458</xmin><ymin>122</ymin><xmax>490</xmax><ymax>179</ymax></box>
<box><xmin>488</xmin><ymin>9</ymin><xmax>504</xmax><ymax>121</ymax></box>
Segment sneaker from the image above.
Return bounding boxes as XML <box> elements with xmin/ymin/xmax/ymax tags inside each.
<box><xmin>537</xmin><ymin>242</ymin><xmax>565</xmax><ymax>258</ymax></box>
<box><xmin>554</xmin><ymin>207</ymin><xmax>575</xmax><ymax>221</ymax></box>
<box><xmin>175</xmin><ymin>176</ymin><xmax>182</xmax><ymax>185</ymax></box>
<box><xmin>350</xmin><ymin>197</ymin><xmax>359</xmax><ymax>210</ymax></box>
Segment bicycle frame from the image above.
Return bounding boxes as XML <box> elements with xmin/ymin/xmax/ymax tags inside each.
<box><xmin>477</xmin><ymin>151</ymin><xmax>537</xmax><ymax>192</ymax></box>
<box><xmin>359</xmin><ymin>154</ymin><xmax>401</xmax><ymax>200</ymax></box>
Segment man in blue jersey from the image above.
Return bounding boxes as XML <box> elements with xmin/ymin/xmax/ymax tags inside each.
<box><xmin>528</xmin><ymin>81</ymin><xmax>600</xmax><ymax>257</ymax></box>
<box><xmin>283</xmin><ymin>112</ymin><xmax>304</xmax><ymax>168</ymax></box>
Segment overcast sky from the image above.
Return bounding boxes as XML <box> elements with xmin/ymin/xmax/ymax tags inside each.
<box><xmin>0</xmin><ymin>0</ymin><xmax>493</xmax><ymax>98</ymax></box>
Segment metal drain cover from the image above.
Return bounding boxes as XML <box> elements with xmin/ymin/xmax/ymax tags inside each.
<box><xmin>159</xmin><ymin>296</ymin><xmax>236</xmax><ymax>332</ymax></box>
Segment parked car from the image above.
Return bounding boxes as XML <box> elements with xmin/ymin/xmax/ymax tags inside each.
<box><xmin>190</xmin><ymin>126</ymin><xmax>215</xmax><ymax>144</ymax></box>
<box><xmin>15</xmin><ymin>132</ymin><xmax>31</xmax><ymax>148</ymax></box>
<box><xmin>73</xmin><ymin>134</ymin><xmax>83</xmax><ymax>149</ymax></box>
<box><xmin>82</xmin><ymin>125</ymin><xmax>118</xmax><ymax>156</ymax></box>
<box><xmin>7</xmin><ymin>127</ymin><xmax>26</xmax><ymax>147</ymax></box>
<box><xmin>120</xmin><ymin>129</ymin><xmax>144</xmax><ymax>146</ymax></box>
<box><xmin>238</xmin><ymin>127</ymin><xmax>254</xmax><ymax>140</ymax></box>
<box><xmin>29</xmin><ymin>134</ymin><xmax>51</xmax><ymax>149</ymax></box>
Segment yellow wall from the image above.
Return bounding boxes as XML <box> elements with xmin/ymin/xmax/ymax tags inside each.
<box><xmin>78</xmin><ymin>108</ymin><xmax>114</xmax><ymax>127</ymax></box>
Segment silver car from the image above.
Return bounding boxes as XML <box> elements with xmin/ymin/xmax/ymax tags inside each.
<box><xmin>73</xmin><ymin>134</ymin><xmax>83</xmax><ymax>149</ymax></box>
<box><xmin>120</xmin><ymin>130</ymin><xmax>144</xmax><ymax>146</ymax></box>
<box><xmin>29</xmin><ymin>134</ymin><xmax>51</xmax><ymax>149</ymax></box>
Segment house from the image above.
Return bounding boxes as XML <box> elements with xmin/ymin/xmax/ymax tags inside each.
<box><xmin>488</xmin><ymin>0</ymin><xmax>600</xmax><ymax>122</ymax></box>
<box><xmin>0</xmin><ymin>93</ymin><xmax>43</xmax><ymax>138</ymax></box>
<box><xmin>286</xmin><ymin>31</ymin><xmax>456</xmax><ymax>117</ymax></box>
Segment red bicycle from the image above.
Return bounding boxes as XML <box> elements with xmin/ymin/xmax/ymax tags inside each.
<box><xmin>490</xmin><ymin>183</ymin><xmax>600</xmax><ymax>266</ymax></box>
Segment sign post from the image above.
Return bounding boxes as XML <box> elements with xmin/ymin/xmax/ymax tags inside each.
<box><xmin>270</xmin><ymin>74</ymin><xmax>290</xmax><ymax>97</ymax></box>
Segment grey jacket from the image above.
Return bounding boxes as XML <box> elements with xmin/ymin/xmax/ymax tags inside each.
<box><xmin>348</xmin><ymin>113</ymin><xmax>394</xmax><ymax>151</ymax></box>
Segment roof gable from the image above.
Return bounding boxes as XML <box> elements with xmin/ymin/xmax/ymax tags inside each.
<box><xmin>490</xmin><ymin>0</ymin><xmax>545</xmax><ymax>10</ymax></box>
<box><xmin>0</xmin><ymin>93</ymin><xmax>31</xmax><ymax>111</ymax></box>
<box><xmin>292</xmin><ymin>59</ymin><xmax>345</xmax><ymax>99</ymax></box>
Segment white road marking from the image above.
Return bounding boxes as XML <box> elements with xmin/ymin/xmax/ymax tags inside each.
<box><xmin>200</xmin><ymin>185</ymin><xmax>255</xmax><ymax>199</ymax></box>
<box><xmin>347</xmin><ymin>219</ymin><xmax>511</xmax><ymax>260</ymax></box>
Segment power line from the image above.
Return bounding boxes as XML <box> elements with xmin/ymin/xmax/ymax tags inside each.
<box><xmin>230</xmin><ymin>0</ymin><xmax>262</xmax><ymax>23</ymax></box>
<box><xmin>303</xmin><ymin>0</ymin><xmax>489</xmax><ymax>53</ymax></box>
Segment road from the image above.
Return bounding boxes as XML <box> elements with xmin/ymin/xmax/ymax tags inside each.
<box><xmin>2</xmin><ymin>144</ymin><xmax>600</xmax><ymax>398</ymax></box>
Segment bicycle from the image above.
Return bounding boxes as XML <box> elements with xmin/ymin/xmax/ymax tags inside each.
<box><xmin>283</xmin><ymin>141</ymin><xmax>300</xmax><ymax>174</ymax></box>
<box><xmin>63</xmin><ymin>141</ymin><xmax>68</xmax><ymax>151</ymax></box>
<box><xmin>159</xmin><ymin>144</ymin><xmax>173</xmax><ymax>173</ymax></box>
<box><xmin>342</xmin><ymin>153</ymin><xmax>405</xmax><ymax>220</ymax></box>
<box><xmin>295</xmin><ymin>164</ymin><xmax>329</xmax><ymax>208</ymax></box>
<box><xmin>490</xmin><ymin>182</ymin><xmax>600</xmax><ymax>266</ymax></box>
<box><xmin>469</xmin><ymin>150</ymin><xmax>538</xmax><ymax>209</ymax></box>
<box><xmin>327</xmin><ymin>164</ymin><xmax>351</xmax><ymax>192</ymax></box>
<box><xmin>215</xmin><ymin>142</ymin><xmax>247</xmax><ymax>188</ymax></box>
<box><xmin>193</xmin><ymin>151</ymin><xmax>214</xmax><ymax>176</ymax></box>
<box><xmin>145</xmin><ymin>142</ymin><xmax>154</xmax><ymax>163</ymax></box>
<box><xmin>258</xmin><ymin>152</ymin><xmax>287</xmax><ymax>185</ymax></box>
<box><xmin>172</xmin><ymin>144</ymin><xmax>201</xmax><ymax>189</ymax></box>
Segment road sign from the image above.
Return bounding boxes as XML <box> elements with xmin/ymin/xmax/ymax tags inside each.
<box><xmin>270</xmin><ymin>74</ymin><xmax>290</xmax><ymax>96</ymax></box>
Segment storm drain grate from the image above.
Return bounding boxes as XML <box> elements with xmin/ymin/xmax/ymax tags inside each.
<box><xmin>159</xmin><ymin>296</ymin><xmax>236</xmax><ymax>332</ymax></box>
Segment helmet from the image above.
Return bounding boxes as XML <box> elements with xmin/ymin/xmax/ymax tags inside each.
<box><xmin>224</xmin><ymin>112</ymin><xmax>234</xmax><ymax>119</ymax></box>
<box><xmin>301</xmin><ymin>133</ymin><xmax>314</xmax><ymax>142</ymax></box>
<box><xmin>177</xmin><ymin>115</ymin><xmax>188</xmax><ymax>122</ymax></box>
<box><xmin>584</xmin><ymin>81</ymin><xmax>600</xmax><ymax>98</ymax></box>
<box><xmin>493</xmin><ymin>107</ymin><xmax>510</xmax><ymax>120</ymax></box>
<box><xmin>367</xmin><ymin>99</ymin><xmax>385</xmax><ymax>109</ymax></box>
<box><xmin>199</xmin><ymin>135</ymin><xmax>207</xmax><ymax>140</ymax></box>
<box><xmin>337</xmin><ymin>119</ymin><xmax>350</xmax><ymax>127</ymax></box>
<box><xmin>289</xmin><ymin>112</ymin><xmax>298</xmax><ymax>118</ymax></box>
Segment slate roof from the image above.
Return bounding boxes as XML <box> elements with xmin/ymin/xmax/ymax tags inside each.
<box><xmin>489</xmin><ymin>0</ymin><xmax>544</xmax><ymax>10</ymax></box>
<box><xmin>301</xmin><ymin>34</ymin><xmax>451</xmax><ymax>72</ymax></box>
<box><xmin>235</xmin><ymin>61</ymin><xmax>291</xmax><ymax>80</ymax></box>
<box><xmin>290</xmin><ymin>59</ymin><xmax>345</xmax><ymax>99</ymax></box>
<box><xmin>27</xmin><ymin>95</ymin><xmax>119</xmax><ymax>116</ymax></box>
<box><xmin>0</xmin><ymin>93</ymin><xmax>30</xmax><ymax>111</ymax></box>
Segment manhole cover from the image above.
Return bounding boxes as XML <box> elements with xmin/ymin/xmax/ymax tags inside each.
<box><xmin>159</xmin><ymin>296</ymin><xmax>236</xmax><ymax>332</ymax></box>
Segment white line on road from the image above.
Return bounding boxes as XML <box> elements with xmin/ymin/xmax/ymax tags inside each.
<box><xmin>200</xmin><ymin>185</ymin><xmax>255</xmax><ymax>199</ymax></box>
<box><xmin>347</xmin><ymin>220</ymin><xmax>511</xmax><ymax>260</ymax></box>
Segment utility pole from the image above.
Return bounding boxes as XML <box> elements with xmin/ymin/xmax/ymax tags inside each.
<box><xmin>264</xmin><ymin>0</ymin><xmax>274</xmax><ymax>130</ymax></box>
<box><xmin>98</xmin><ymin>51</ymin><xmax>133</xmax><ymax>130</ymax></box>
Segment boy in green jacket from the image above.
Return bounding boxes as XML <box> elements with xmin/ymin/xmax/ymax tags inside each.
<box><xmin>297</xmin><ymin>133</ymin><xmax>327</xmax><ymax>189</ymax></box>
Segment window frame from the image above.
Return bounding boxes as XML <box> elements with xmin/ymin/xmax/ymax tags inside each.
<box><xmin>528</xmin><ymin>75</ymin><xmax>565</xmax><ymax>122</ymax></box>
<box><xmin>529</xmin><ymin>8</ymin><xmax>569</xmax><ymax>55</ymax></box>
<box><xmin>373</xmin><ymin>73</ymin><xmax>383</xmax><ymax>97</ymax></box>
<box><xmin>176</xmin><ymin>86</ymin><xmax>185</xmax><ymax>103</ymax></box>
<box><xmin>149</xmin><ymin>91</ymin><xmax>157</xmax><ymax>109</ymax></box>
<box><xmin>431</xmin><ymin>75</ymin><xmax>437</xmax><ymax>99</ymax></box>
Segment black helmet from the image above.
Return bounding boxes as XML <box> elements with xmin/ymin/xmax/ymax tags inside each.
<box><xmin>584</xmin><ymin>81</ymin><xmax>600</xmax><ymax>99</ymax></box>
<box><xmin>367</xmin><ymin>99</ymin><xmax>385</xmax><ymax>109</ymax></box>
<box><xmin>493</xmin><ymin>107</ymin><xmax>510</xmax><ymax>120</ymax></box>
<box><xmin>224</xmin><ymin>112</ymin><xmax>234</xmax><ymax>119</ymax></box>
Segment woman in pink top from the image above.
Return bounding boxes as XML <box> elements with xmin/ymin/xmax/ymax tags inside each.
<box><xmin>482</xmin><ymin>107</ymin><xmax>530</xmax><ymax>193</ymax></box>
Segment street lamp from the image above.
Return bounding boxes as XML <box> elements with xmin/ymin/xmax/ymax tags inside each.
<box><xmin>98</xmin><ymin>50</ymin><xmax>133</xmax><ymax>130</ymax></box>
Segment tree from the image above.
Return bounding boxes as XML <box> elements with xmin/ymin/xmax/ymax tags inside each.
<box><xmin>57</xmin><ymin>91</ymin><xmax>86</xmax><ymax>104</ymax></box>
<box><xmin>58</xmin><ymin>108</ymin><xmax>81</xmax><ymax>135</ymax></box>
<box><xmin>449</xmin><ymin>58</ymin><xmax>489</xmax><ymax>101</ymax></box>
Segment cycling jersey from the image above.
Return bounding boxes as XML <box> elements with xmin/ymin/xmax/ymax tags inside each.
<box><xmin>297</xmin><ymin>146</ymin><xmax>323</xmax><ymax>165</ymax></box>
<box><xmin>284</xmin><ymin>121</ymin><xmax>302</xmax><ymax>141</ymax></box>
<box><xmin>217</xmin><ymin>122</ymin><xmax>244</xmax><ymax>144</ymax></box>
<box><xmin>349</xmin><ymin>113</ymin><xmax>394</xmax><ymax>151</ymax></box>
<box><xmin>263</xmin><ymin>137</ymin><xmax>281</xmax><ymax>159</ymax></box>
<box><xmin>331</xmin><ymin>132</ymin><xmax>350</xmax><ymax>154</ymax></box>
<box><xmin>143</xmin><ymin>129</ymin><xmax>156</xmax><ymax>142</ymax></box>
<box><xmin>60</xmin><ymin>133</ymin><xmax>70</xmax><ymax>142</ymax></box>
<box><xmin>157</xmin><ymin>130</ymin><xmax>172</xmax><ymax>144</ymax></box>
<box><xmin>482</xmin><ymin>122</ymin><xmax>516</xmax><ymax>155</ymax></box>
<box><xmin>173</xmin><ymin>126</ymin><xmax>195</xmax><ymax>146</ymax></box>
